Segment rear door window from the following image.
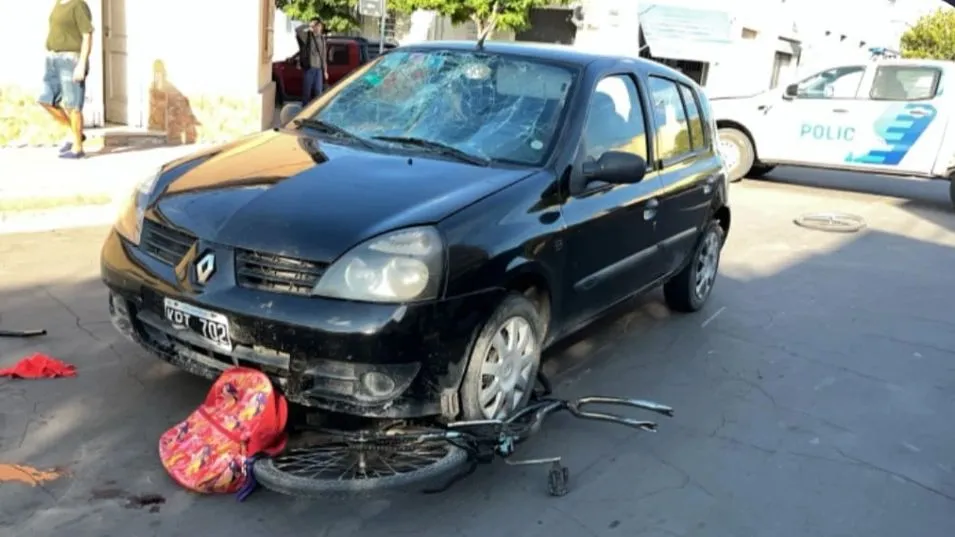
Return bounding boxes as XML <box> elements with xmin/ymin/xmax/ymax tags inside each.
<box><xmin>870</xmin><ymin>65</ymin><xmax>941</xmax><ymax>101</ymax></box>
<box><xmin>678</xmin><ymin>84</ymin><xmax>706</xmax><ymax>151</ymax></box>
<box><xmin>648</xmin><ymin>76</ymin><xmax>692</xmax><ymax>161</ymax></box>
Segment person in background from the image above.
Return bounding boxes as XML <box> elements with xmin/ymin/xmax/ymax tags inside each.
<box><xmin>295</xmin><ymin>17</ymin><xmax>330</xmax><ymax>105</ymax></box>
<box><xmin>38</xmin><ymin>0</ymin><xmax>94</xmax><ymax>159</ymax></box>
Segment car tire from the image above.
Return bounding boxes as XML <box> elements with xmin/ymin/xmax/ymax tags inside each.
<box><xmin>717</xmin><ymin>127</ymin><xmax>756</xmax><ymax>183</ymax></box>
<box><xmin>459</xmin><ymin>293</ymin><xmax>544</xmax><ymax>421</ymax></box>
<box><xmin>949</xmin><ymin>179</ymin><xmax>955</xmax><ymax>211</ymax></box>
<box><xmin>663</xmin><ymin>220</ymin><xmax>725</xmax><ymax>313</ymax></box>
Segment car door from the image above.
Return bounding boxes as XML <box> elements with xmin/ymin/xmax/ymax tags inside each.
<box><xmin>282</xmin><ymin>53</ymin><xmax>305</xmax><ymax>99</ymax></box>
<box><xmin>560</xmin><ymin>72</ymin><xmax>668</xmax><ymax>324</ymax></box>
<box><xmin>326</xmin><ymin>42</ymin><xmax>354</xmax><ymax>87</ymax></box>
<box><xmin>645</xmin><ymin>76</ymin><xmax>721</xmax><ymax>274</ymax></box>
<box><xmin>844</xmin><ymin>63</ymin><xmax>949</xmax><ymax>175</ymax></box>
<box><xmin>756</xmin><ymin>64</ymin><xmax>869</xmax><ymax>166</ymax></box>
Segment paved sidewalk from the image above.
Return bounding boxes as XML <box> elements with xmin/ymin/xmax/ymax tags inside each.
<box><xmin>0</xmin><ymin>142</ymin><xmax>214</xmax><ymax>234</ymax></box>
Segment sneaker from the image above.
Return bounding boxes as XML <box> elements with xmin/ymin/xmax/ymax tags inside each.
<box><xmin>58</xmin><ymin>134</ymin><xmax>87</xmax><ymax>153</ymax></box>
<box><xmin>59</xmin><ymin>150</ymin><xmax>86</xmax><ymax>159</ymax></box>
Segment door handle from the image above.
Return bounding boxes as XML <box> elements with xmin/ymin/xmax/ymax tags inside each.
<box><xmin>908</xmin><ymin>108</ymin><xmax>928</xmax><ymax>117</ymax></box>
<box><xmin>644</xmin><ymin>198</ymin><xmax>659</xmax><ymax>221</ymax></box>
<box><xmin>832</xmin><ymin>108</ymin><xmax>849</xmax><ymax>113</ymax></box>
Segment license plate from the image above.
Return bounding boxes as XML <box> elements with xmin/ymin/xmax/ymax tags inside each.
<box><xmin>163</xmin><ymin>298</ymin><xmax>232</xmax><ymax>350</ymax></box>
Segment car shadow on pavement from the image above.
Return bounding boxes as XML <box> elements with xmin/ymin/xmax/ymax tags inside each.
<box><xmin>759</xmin><ymin>166</ymin><xmax>951</xmax><ymax>213</ymax></box>
<box><xmin>2</xmin><ymin>224</ymin><xmax>955</xmax><ymax>536</ymax></box>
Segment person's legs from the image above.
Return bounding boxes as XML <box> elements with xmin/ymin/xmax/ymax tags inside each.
<box><xmin>302</xmin><ymin>68</ymin><xmax>317</xmax><ymax>104</ymax></box>
<box><xmin>315</xmin><ymin>68</ymin><xmax>324</xmax><ymax>96</ymax></box>
<box><xmin>37</xmin><ymin>55</ymin><xmax>70</xmax><ymax>128</ymax></box>
<box><xmin>58</xmin><ymin>55</ymin><xmax>87</xmax><ymax>157</ymax></box>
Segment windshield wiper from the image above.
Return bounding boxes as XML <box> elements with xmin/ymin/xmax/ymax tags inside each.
<box><xmin>371</xmin><ymin>136</ymin><xmax>490</xmax><ymax>167</ymax></box>
<box><xmin>293</xmin><ymin>118</ymin><xmax>379</xmax><ymax>150</ymax></box>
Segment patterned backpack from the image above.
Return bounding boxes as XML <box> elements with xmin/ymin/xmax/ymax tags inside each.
<box><xmin>159</xmin><ymin>367</ymin><xmax>288</xmax><ymax>495</ymax></box>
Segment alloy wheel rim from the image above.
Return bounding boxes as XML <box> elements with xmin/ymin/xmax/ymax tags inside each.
<box><xmin>694</xmin><ymin>231</ymin><xmax>721</xmax><ymax>300</ymax></box>
<box><xmin>479</xmin><ymin>316</ymin><xmax>537</xmax><ymax>419</ymax></box>
<box><xmin>718</xmin><ymin>139</ymin><xmax>740</xmax><ymax>171</ymax></box>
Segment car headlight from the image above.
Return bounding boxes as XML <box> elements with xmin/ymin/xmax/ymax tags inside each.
<box><xmin>313</xmin><ymin>226</ymin><xmax>444</xmax><ymax>303</ymax></box>
<box><xmin>114</xmin><ymin>168</ymin><xmax>163</xmax><ymax>245</ymax></box>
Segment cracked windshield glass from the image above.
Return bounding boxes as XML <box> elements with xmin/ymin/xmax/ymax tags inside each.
<box><xmin>310</xmin><ymin>50</ymin><xmax>576</xmax><ymax>165</ymax></box>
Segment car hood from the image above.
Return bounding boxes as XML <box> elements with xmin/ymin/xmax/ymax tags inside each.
<box><xmin>151</xmin><ymin>130</ymin><xmax>533</xmax><ymax>262</ymax></box>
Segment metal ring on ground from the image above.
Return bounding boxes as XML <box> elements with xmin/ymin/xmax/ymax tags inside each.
<box><xmin>793</xmin><ymin>212</ymin><xmax>866</xmax><ymax>233</ymax></box>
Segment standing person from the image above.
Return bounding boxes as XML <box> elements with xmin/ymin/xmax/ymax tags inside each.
<box><xmin>295</xmin><ymin>17</ymin><xmax>329</xmax><ymax>105</ymax></box>
<box><xmin>38</xmin><ymin>0</ymin><xmax>94</xmax><ymax>159</ymax></box>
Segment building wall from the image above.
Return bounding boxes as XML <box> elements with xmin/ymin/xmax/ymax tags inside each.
<box><xmin>0</xmin><ymin>0</ymin><xmax>275</xmax><ymax>147</ymax></box>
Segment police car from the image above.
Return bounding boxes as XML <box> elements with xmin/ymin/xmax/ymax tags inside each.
<box><xmin>711</xmin><ymin>52</ymin><xmax>955</xmax><ymax>209</ymax></box>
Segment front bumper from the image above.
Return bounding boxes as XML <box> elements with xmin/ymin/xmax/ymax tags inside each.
<box><xmin>101</xmin><ymin>229</ymin><xmax>503</xmax><ymax>419</ymax></box>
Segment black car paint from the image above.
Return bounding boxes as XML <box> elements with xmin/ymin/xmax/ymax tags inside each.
<box><xmin>101</xmin><ymin>41</ymin><xmax>729</xmax><ymax>420</ymax></box>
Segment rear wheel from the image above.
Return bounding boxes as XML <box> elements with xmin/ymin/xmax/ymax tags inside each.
<box><xmin>253</xmin><ymin>430</ymin><xmax>468</xmax><ymax>498</ymax></box>
<box><xmin>717</xmin><ymin>127</ymin><xmax>755</xmax><ymax>183</ymax></box>
<box><xmin>664</xmin><ymin>221</ymin><xmax>725</xmax><ymax>313</ymax></box>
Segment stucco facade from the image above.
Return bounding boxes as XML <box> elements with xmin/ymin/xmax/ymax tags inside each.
<box><xmin>0</xmin><ymin>0</ymin><xmax>275</xmax><ymax>147</ymax></box>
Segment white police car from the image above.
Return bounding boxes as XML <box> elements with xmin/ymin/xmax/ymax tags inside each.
<box><xmin>711</xmin><ymin>55</ymin><xmax>955</xmax><ymax>209</ymax></box>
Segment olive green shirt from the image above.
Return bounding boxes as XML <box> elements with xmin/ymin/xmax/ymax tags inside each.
<box><xmin>45</xmin><ymin>0</ymin><xmax>94</xmax><ymax>53</ymax></box>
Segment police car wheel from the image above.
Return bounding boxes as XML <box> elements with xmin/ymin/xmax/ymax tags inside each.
<box><xmin>717</xmin><ymin>128</ymin><xmax>754</xmax><ymax>183</ymax></box>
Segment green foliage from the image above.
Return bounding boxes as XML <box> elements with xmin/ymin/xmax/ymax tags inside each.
<box><xmin>276</xmin><ymin>0</ymin><xmax>359</xmax><ymax>33</ymax></box>
<box><xmin>900</xmin><ymin>8</ymin><xmax>955</xmax><ymax>60</ymax></box>
<box><xmin>389</xmin><ymin>0</ymin><xmax>569</xmax><ymax>33</ymax></box>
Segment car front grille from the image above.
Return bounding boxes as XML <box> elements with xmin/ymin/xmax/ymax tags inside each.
<box><xmin>140</xmin><ymin>219</ymin><xmax>196</xmax><ymax>265</ymax></box>
<box><xmin>235</xmin><ymin>249</ymin><xmax>328</xmax><ymax>296</ymax></box>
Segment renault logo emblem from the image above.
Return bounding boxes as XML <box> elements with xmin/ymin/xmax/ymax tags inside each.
<box><xmin>195</xmin><ymin>252</ymin><xmax>216</xmax><ymax>285</ymax></box>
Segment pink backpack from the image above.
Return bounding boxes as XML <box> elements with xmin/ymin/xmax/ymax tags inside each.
<box><xmin>159</xmin><ymin>367</ymin><xmax>288</xmax><ymax>495</ymax></box>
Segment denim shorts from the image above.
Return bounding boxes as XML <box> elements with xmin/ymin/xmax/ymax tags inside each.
<box><xmin>37</xmin><ymin>52</ymin><xmax>87</xmax><ymax>111</ymax></box>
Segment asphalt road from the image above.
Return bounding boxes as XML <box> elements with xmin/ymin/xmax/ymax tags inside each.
<box><xmin>2</xmin><ymin>168</ymin><xmax>954</xmax><ymax>537</ymax></box>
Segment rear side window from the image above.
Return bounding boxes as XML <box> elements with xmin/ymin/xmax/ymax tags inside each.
<box><xmin>870</xmin><ymin>65</ymin><xmax>941</xmax><ymax>101</ymax></box>
<box><xmin>678</xmin><ymin>84</ymin><xmax>706</xmax><ymax>151</ymax></box>
<box><xmin>328</xmin><ymin>45</ymin><xmax>349</xmax><ymax>66</ymax></box>
<box><xmin>648</xmin><ymin>76</ymin><xmax>691</xmax><ymax>161</ymax></box>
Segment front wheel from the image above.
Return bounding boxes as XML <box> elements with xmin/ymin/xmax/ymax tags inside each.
<box><xmin>253</xmin><ymin>431</ymin><xmax>468</xmax><ymax>498</ymax></box>
<box><xmin>663</xmin><ymin>221</ymin><xmax>725</xmax><ymax>313</ymax></box>
<box><xmin>949</xmin><ymin>178</ymin><xmax>955</xmax><ymax>211</ymax></box>
<box><xmin>459</xmin><ymin>293</ymin><xmax>544</xmax><ymax>421</ymax></box>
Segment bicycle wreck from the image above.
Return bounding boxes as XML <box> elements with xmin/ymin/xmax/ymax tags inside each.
<box><xmin>247</xmin><ymin>373</ymin><xmax>674</xmax><ymax>498</ymax></box>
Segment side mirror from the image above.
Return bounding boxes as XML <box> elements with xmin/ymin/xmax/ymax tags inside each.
<box><xmin>582</xmin><ymin>151</ymin><xmax>647</xmax><ymax>185</ymax></box>
<box><xmin>783</xmin><ymin>83</ymin><xmax>798</xmax><ymax>98</ymax></box>
<box><xmin>279</xmin><ymin>102</ymin><xmax>303</xmax><ymax>125</ymax></box>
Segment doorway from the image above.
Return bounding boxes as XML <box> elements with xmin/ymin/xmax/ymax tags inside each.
<box><xmin>102</xmin><ymin>0</ymin><xmax>128</xmax><ymax>125</ymax></box>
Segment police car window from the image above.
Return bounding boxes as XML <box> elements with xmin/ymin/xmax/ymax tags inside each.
<box><xmin>796</xmin><ymin>66</ymin><xmax>865</xmax><ymax>99</ymax></box>
<box><xmin>870</xmin><ymin>65</ymin><xmax>940</xmax><ymax>101</ymax></box>
<box><xmin>678</xmin><ymin>84</ymin><xmax>705</xmax><ymax>151</ymax></box>
<box><xmin>648</xmin><ymin>76</ymin><xmax>691</xmax><ymax>161</ymax></box>
<box><xmin>582</xmin><ymin>75</ymin><xmax>648</xmax><ymax>162</ymax></box>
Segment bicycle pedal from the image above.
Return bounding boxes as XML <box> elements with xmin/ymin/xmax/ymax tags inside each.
<box><xmin>504</xmin><ymin>456</ymin><xmax>561</xmax><ymax>467</ymax></box>
<box><xmin>546</xmin><ymin>461</ymin><xmax>569</xmax><ymax>497</ymax></box>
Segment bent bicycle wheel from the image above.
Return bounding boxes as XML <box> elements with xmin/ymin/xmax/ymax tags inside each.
<box><xmin>253</xmin><ymin>432</ymin><xmax>469</xmax><ymax>498</ymax></box>
<box><xmin>793</xmin><ymin>212</ymin><xmax>866</xmax><ymax>233</ymax></box>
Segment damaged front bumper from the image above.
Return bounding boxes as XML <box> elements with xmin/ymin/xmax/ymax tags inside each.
<box><xmin>101</xmin><ymin>229</ymin><xmax>502</xmax><ymax>419</ymax></box>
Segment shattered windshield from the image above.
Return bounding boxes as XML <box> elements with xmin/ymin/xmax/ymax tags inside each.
<box><xmin>309</xmin><ymin>49</ymin><xmax>577</xmax><ymax>166</ymax></box>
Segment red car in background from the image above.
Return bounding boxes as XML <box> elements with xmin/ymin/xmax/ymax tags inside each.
<box><xmin>272</xmin><ymin>36</ymin><xmax>397</xmax><ymax>106</ymax></box>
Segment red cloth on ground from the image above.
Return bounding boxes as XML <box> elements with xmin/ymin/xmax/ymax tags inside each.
<box><xmin>0</xmin><ymin>353</ymin><xmax>77</xmax><ymax>379</ymax></box>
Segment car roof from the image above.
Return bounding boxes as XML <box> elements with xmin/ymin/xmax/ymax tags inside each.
<box><xmin>873</xmin><ymin>58</ymin><xmax>954</xmax><ymax>69</ymax></box>
<box><xmin>398</xmin><ymin>40</ymin><xmax>701</xmax><ymax>88</ymax></box>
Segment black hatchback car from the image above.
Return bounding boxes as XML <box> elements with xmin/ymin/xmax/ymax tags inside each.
<box><xmin>102</xmin><ymin>41</ymin><xmax>730</xmax><ymax>423</ymax></box>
